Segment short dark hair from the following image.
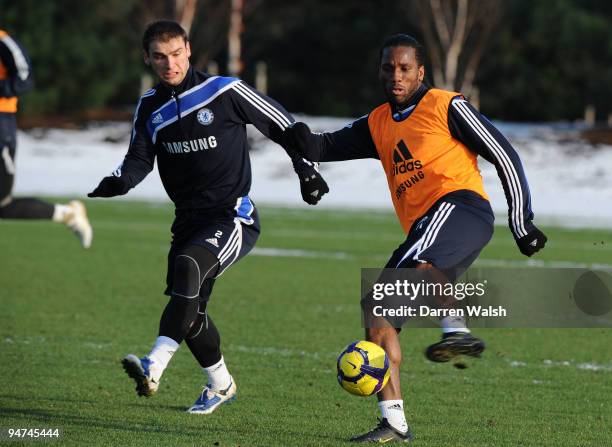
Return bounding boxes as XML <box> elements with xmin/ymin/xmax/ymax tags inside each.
<box><xmin>142</xmin><ymin>20</ymin><xmax>188</xmax><ymax>53</ymax></box>
<box><xmin>379</xmin><ymin>34</ymin><xmax>425</xmax><ymax>66</ymax></box>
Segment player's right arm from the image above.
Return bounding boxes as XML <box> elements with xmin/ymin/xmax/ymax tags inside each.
<box><xmin>283</xmin><ymin>116</ymin><xmax>378</xmax><ymax>162</ymax></box>
<box><xmin>89</xmin><ymin>93</ymin><xmax>156</xmax><ymax>198</ymax></box>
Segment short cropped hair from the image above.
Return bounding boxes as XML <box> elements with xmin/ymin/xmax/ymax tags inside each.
<box><xmin>379</xmin><ymin>34</ymin><xmax>425</xmax><ymax>66</ymax></box>
<box><xmin>142</xmin><ymin>20</ymin><xmax>188</xmax><ymax>53</ymax></box>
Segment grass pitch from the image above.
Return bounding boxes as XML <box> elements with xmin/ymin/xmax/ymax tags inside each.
<box><xmin>1</xmin><ymin>199</ymin><xmax>611</xmax><ymax>446</ymax></box>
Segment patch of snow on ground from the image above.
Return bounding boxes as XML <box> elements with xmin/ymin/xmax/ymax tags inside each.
<box><xmin>12</xmin><ymin>116</ymin><xmax>612</xmax><ymax>229</ymax></box>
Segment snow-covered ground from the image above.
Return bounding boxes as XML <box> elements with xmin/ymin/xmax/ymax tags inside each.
<box><xmin>13</xmin><ymin>116</ymin><xmax>612</xmax><ymax>229</ymax></box>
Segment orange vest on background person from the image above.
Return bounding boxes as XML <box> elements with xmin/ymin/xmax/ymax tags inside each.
<box><xmin>368</xmin><ymin>88</ymin><xmax>489</xmax><ymax>234</ymax></box>
<box><xmin>0</xmin><ymin>29</ymin><xmax>19</xmax><ymax>113</ymax></box>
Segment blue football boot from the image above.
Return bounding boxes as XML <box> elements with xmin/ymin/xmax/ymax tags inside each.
<box><xmin>187</xmin><ymin>378</ymin><xmax>236</xmax><ymax>414</ymax></box>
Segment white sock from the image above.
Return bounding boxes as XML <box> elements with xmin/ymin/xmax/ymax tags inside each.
<box><xmin>440</xmin><ymin>315</ymin><xmax>470</xmax><ymax>334</ymax></box>
<box><xmin>203</xmin><ymin>356</ymin><xmax>232</xmax><ymax>391</ymax></box>
<box><xmin>379</xmin><ymin>400</ymin><xmax>408</xmax><ymax>433</ymax></box>
<box><xmin>52</xmin><ymin>204</ymin><xmax>72</xmax><ymax>223</ymax></box>
<box><xmin>148</xmin><ymin>336</ymin><xmax>180</xmax><ymax>380</ymax></box>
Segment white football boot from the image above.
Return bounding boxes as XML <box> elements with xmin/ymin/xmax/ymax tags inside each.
<box><xmin>121</xmin><ymin>355</ymin><xmax>161</xmax><ymax>397</ymax></box>
<box><xmin>64</xmin><ymin>200</ymin><xmax>92</xmax><ymax>249</ymax></box>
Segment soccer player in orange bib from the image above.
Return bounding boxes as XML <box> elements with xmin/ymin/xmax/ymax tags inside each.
<box><xmin>284</xmin><ymin>34</ymin><xmax>547</xmax><ymax>442</ymax></box>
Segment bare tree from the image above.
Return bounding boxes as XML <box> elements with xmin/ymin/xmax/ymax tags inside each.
<box><xmin>175</xmin><ymin>0</ymin><xmax>198</xmax><ymax>34</ymax></box>
<box><xmin>131</xmin><ymin>0</ymin><xmax>261</xmax><ymax>77</ymax></box>
<box><xmin>190</xmin><ymin>0</ymin><xmax>261</xmax><ymax>75</ymax></box>
<box><xmin>409</xmin><ymin>0</ymin><xmax>502</xmax><ymax>99</ymax></box>
<box><xmin>228</xmin><ymin>0</ymin><xmax>243</xmax><ymax>76</ymax></box>
<box><xmin>188</xmin><ymin>1</ymin><xmax>231</xmax><ymax>72</ymax></box>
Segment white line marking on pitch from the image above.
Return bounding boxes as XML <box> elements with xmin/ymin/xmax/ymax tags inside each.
<box><xmin>251</xmin><ymin>246</ymin><xmax>612</xmax><ymax>270</ymax></box>
<box><xmin>507</xmin><ymin>358</ymin><xmax>612</xmax><ymax>372</ymax></box>
<box><xmin>251</xmin><ymin>247</ymin><xmax>351</xmax><ymax>260</ymax></box>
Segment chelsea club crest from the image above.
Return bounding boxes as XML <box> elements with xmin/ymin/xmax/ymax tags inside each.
<box><xmin>197</xmin><ymin>108</ymin><xmax>214</xmax><ymax>126</ymax></box>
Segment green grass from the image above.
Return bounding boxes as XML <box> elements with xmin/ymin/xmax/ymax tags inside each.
<box><xmin>1</xmin><ymin>199</ymin><xmax>611</xmax><ymax>446</ymax></box>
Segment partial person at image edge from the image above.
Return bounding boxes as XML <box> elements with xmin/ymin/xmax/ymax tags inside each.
<box><xmin>0</xmin><ymin>28</ymin><xmax>92</xmax><ymax>248</ymax></box>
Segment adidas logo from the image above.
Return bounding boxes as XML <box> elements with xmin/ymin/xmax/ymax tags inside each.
<box><xmin>393</xmin><ymin>139</ymin><xmax>413</xmax><ymax>163</ymax></box>
<box><xmin>391</xmin><ymin>139</ymin><xmax>422</xmax><ymax>175</ymax></box>
<box><xmin>310</xmin><ymin>190</ymin><xmax>319</xmax><ymax>197</ymax></box>
<box><xmin>530</xmin><ymin>239</ymin><xmax>538</xmax><ymax>247</ymax></box>
<box><xmin>417</xmin><ymin>215</ymin><xmax>429</xmax><ymax>229</ymax></box>
<box><xmin>152</xmin><ymin>113</ymin><xmax>164</xmax><ymax>124</ymax></box>
<box><xmin>388</xmin><ymin>403</ymin><xmax>403</xmax><ymax>410</ymax></box>
<box><xmin>206</xmin><ymin>238</ymin><xmax>219</xmax><ymax>248</ymax></box>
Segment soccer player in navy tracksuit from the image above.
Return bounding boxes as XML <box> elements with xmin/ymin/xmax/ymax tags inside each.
<box><xmin>89</xmin><ymin>20</ymin><xmax>329</xmax><ymax>414</ymax></box>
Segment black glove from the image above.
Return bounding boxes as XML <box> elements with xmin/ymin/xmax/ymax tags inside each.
<box><xmin>283</xmin><ymin>122</ymin><xmax>317</xmax><ymax>159</ymax></box>
<box><xmin>293</xmin><ymin>158</ymin><xmax>329</xmax><ymax>205</ymax></box>
<box><xmin>515</xmin><ymin>226</ymin><xmax>547</xmax><ymax>257</ymax></box>
<box><xmin>88</xmin><ymin>176</ymin><xmax>129</xmax><ymax>198</ymax></box>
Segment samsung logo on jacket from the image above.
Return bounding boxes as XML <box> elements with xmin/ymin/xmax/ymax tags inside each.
<box><xmin>162</xmin><ymin>137</ymin><xmax>218</xmax><ymax>154</ymax></box>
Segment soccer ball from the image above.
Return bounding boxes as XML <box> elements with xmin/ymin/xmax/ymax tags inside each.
<box><xmin>336</xmin><ymin>340</ymin><xmax>390</xmax><ymax>396</ymax></box>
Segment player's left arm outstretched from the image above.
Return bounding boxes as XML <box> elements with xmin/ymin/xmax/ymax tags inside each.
<box><xmin>226</xmin><ymin>81</ymin><xmax>329</xmax><ymax>205</ymax></box>
<box><xmin>447</xmin><ymin>96</ymin><xmax>547</xmax><ymax>256</ymax></box>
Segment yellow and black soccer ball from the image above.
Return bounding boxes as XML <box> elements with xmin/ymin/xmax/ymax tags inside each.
<box><xmin>336</xmin><ymin>340</ymin><xmax>390</xmax><ymax>396</ymax></box>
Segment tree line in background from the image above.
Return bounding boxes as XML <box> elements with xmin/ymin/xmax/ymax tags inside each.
<box><xmin>2</xmin><ymin>0</ymin><xmax>611</xmax><ymax>122</ymax></box>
